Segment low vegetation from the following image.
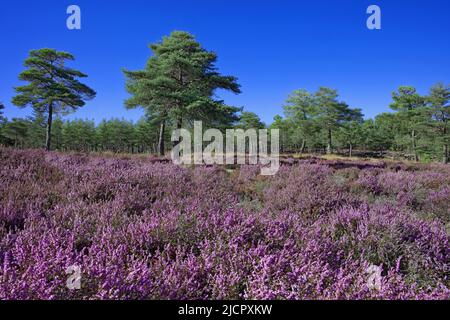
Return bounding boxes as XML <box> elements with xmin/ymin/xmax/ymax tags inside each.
<box><xmin>0</xmin><ymin>148</ymin><xmax>448</xmax><ymax>299</ymax></box>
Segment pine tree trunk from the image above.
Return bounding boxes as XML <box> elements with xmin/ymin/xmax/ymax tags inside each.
<box><xmin>349</xmin><ymin>143</ymin><xmax>353</xmax><ymax>158</ymax></box>
<box><xmin>300</xmin><ymin>140</ymin><xmax>306</xmax><ymax>154</ymax></box>
<box><xmin>326</xmin><ymin>129</ymin><xmax>332</xmax><ymax>155</ymax></box>
<box><xmin>443</xmin><ymin>127</ymin><xmax>448</xmax><ymax>164</ymax></box>
<box><xmin>45</xmin><ymin>102</ymin><xmax>53</xmax><ymax>151</ymax></box>
<box><xmin>411</xmin><ymin>129</ymin><xmax>419</xmax><ymax>162</ymax></box>
<box><xmin>172</xmin><ymin>118</ymin><xmax>182</xmax><ymax>149</ymax></box>
<box><xmin>158</xmin><ymin>120</ymin><xmax>165</xmax><ymax>156</ymax></box>
<box><xmin>444</xmin><ymin>144</ymin><xmax>449</xmax><ymax>164</ymax></box>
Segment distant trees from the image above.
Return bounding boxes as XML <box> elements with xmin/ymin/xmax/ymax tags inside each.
<box><xmin>1</xmin><ymin>43</ymin><xmax>448</xmax><ymax>164</ymax></box>
<box><xmin>2</xmin><ymin>118</ymin><xmax>30</xmax><ymax>148</ymax></box>
<box><xmin>389</xmin><ymin>86</ymin><xmax>427</xmax><ymax>162</ymax></box>
<box><xmin>1</xmin><ymin>83</ymin><xmax>449</xmax><ymax>163</ymax></box>
<box><xmin>268</xmin><ymin>83</ymin><xmax>449</xmax><ymax>162</ymax></box>
<box><xmin>124</xmin><ymin>31</ymin><xmax>241</xmax><ymax>155</ymax></box>
<box><xmin>361</xmin><ymin>113</ymin><xmax>396</xmax><ymax>153</ymax></box>
<box><xmin>269</xmin><ymin>115</ymin><xmax>291</xmax><ymax>153</ymax></box>
<box><xmin>427</xmin><ymin>83</ymin><xmax>449</xmax><ymax>163</ymax></box>
<box><xmin>275</xmin><ymin>87</ymin><xmax>363</xmax><ymax>154</ymax></box>
<box><xmin>12</xmin><ymin>49</ymin><xmax>96</xmax><ymax>151</ymax></box>
<box><xmin>282</xmin><ymin>89</ymin><xmax>317</xmax><ymax>153</ymax></box>
<box><xmin>0</xmin><ymin>117</ymin><xmax>161</xmax><ymax>153</ymax></box>
<box><xmin>134</xmin><ymin>116</ymin><xmax>162</xmax><ymax>153</ymax></box>
<box><xmin>235</xmin><ymin>112</ymin><xmax>265</xmax><ymax>130</ymax></box>
<box><xmin>62</xmin><ymin>119</ymin><xmax>97</xmax><ymax>152</ymax></box>
<box><xmin>337</xmin><ymin>121</ymin><xmax>364</xmax><ymax>157</ymax></box>
<box><xmin>314</xmin><ymin>87</ymin><xmax>363</xmax><ymax>154</ymax></box>
<box><xmin>383</xmin><ymin>84</ymin><xmax>450</xmax><ymax>163</ymax></box>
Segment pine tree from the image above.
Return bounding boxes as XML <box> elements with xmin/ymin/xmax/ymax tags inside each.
<box><xmin>2</xmin><ymin>118</ymin><xmax>30</xmax><ymax>148</ymax></box>
<box><xmin>283</xmin><ymin>89</ymin><xmax>319</xmax><ymax>153</ymax></box>
<box><xmin>337</xmin><ymin>121</ymin><xmax>363</xmax><ymax>157</ymax></box>
<box><xmin>427</xmin><ymin>83</ymin><xmax>450</xmax><ymax>163</ymax></box>
<box><xmin>124</xmin><ymin>31</ymin><xmax>241</xmax><ymax>155</ymax></box>
<box><xmin>236</xmin><ymin>112</ymin><xmax>266</xmax><ymax>130</ymax></box>
<box><xmin>389</xmin><ymin>86</ymin><xmax>427</xmax><ymax>162</ymax></box>
<box><xmin>12</xmin><ymin>49</ymin><xmax>96</xmax><ymax>151</ymax></box>
<box><xmin>314</xmin><ymin>87</ymin><xmax>363</xmax><ymax>154</ymax></box>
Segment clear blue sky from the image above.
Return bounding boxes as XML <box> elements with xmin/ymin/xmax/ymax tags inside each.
<box><xmin>1</xmin><ymin>0</ymin><xmax>449</xmax><ymax>125</ymax></box>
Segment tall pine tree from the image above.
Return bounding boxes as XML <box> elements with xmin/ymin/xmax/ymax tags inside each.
<box><xmin>124</xmin><ymin>31</ymin><xmax>241</xmax><ymax>155</ymax></box>
<box><xmin>427</xmin><ymin>83</ymin><xmax>450</xmax><ymax>163</ymax></box>
<box><xmin>314</xmin><ymin>87</ymin><xmax>363</xmax><ymax>154</ymax></box>
<box><xmin>12</xmin><ymin>49</ymin><xmax>96</xmax><ymax>151</ymax></box>
<box><xmin>390</xmin><ymin>86</ymin><xmax>427</xmax><ymax>162</ymax></box>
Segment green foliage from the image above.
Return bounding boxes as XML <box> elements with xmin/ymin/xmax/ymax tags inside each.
<box><xmin>277</xmin><ymin>87</ymin><xmax>362</xmax><ymax>154</ymax></box>
<box><xmin>124</xmin><ymin>31</ymin><xmax>242</xmax><ymax>155</ymax></box>
<box><xmin>282</xmin><ymin>89</ymin><xmax>320</xmax><ymax>152</ymax></box>
<box><xmin>1</xmin><ymin>41</ymin><xmax>448</xmax><ymax>163</ymax></box>
<box><xmin>426</xmin><ymin>83</ymin><xmax>450</xmax><ymax>163</ymax></box>
<box><xmin>358</xmin><ymin>113</ymin><xmax>403</xmax><ymax>153</ymax></box>
<box><xmin>389</xmin><ymin>86</ymin><xmax>430</xmax><ymax>161</ymax></box>
<box><xmin>271</xmin><ymin>83</ymin><xmax>448</xmax><ymax>162</ymax></box>
<box><xmin>390</xmin><ymin>86</ymin><xmax>426</xmax><ymax>112</ymax></box>
<box><xmin>12</xmin><ymin>48</ymin><xmax>96</xmax><ymax>150</ymax></box>
<box><xmin>1</xmin><ymin>118</ymin><xmax>30</xmax><ymax>148</ymax></box>
<box><xmin>62</xmin><ymin>119</ymin><xmax>97</xmax><ymax>152</ymax></box>
<box><xmin>314</xmin><ymin>87</ymin><xmax>363</xmax><ymax>154</ymax></box>
<box><xmin>235</xmin><ymin>111</ymin><xmax>265</xmax><ymax>130</ymax></box>
<box><xmin>336</xmin><ymin>121</ymin><xmax>363</xmax><ymax>156</ymax></box>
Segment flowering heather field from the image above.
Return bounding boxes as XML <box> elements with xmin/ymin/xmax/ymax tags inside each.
<box><xmin>0</xmin><ymin>148</ymin><xmax>448</xmax><ymax>300</ymax></box>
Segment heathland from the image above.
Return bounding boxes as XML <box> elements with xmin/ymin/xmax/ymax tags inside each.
<box><xmin>0</xmin><ymin>148</ymin><xmax>448</xmax><ymax>299</ymax></box>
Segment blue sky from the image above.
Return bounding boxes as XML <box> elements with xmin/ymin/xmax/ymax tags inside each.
<box><xmin>1</xmin><ymin>0</ymin><xmax>449</xmax><ymax>125</ymax></box>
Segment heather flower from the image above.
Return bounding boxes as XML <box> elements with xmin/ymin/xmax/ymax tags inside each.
<box><xmin>0</xmin><ymin>148</ymin><xmax>448</xmax><ymax>300</ymax></box>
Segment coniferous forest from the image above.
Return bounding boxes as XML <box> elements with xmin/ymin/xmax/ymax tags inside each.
<box><xmin>1</xmin><ymin>32</ymin><xmax>448</xmax><ymax>162</ymax></box>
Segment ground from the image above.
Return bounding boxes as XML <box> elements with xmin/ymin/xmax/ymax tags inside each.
<box><xmin>0</xmin><ymin>148</ymin><xmax>448</xmax><ymax>299</ymax></box>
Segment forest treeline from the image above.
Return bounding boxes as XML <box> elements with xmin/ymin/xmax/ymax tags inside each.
<box><xmin>271</xmin><ymin>84</ymin><xmax>449</xmax><ymax>163</ymax></box>
<box><xmin>0</xmin><ymin>31</ymin><xmax>448</xmax><ymax>163</ymax></box>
